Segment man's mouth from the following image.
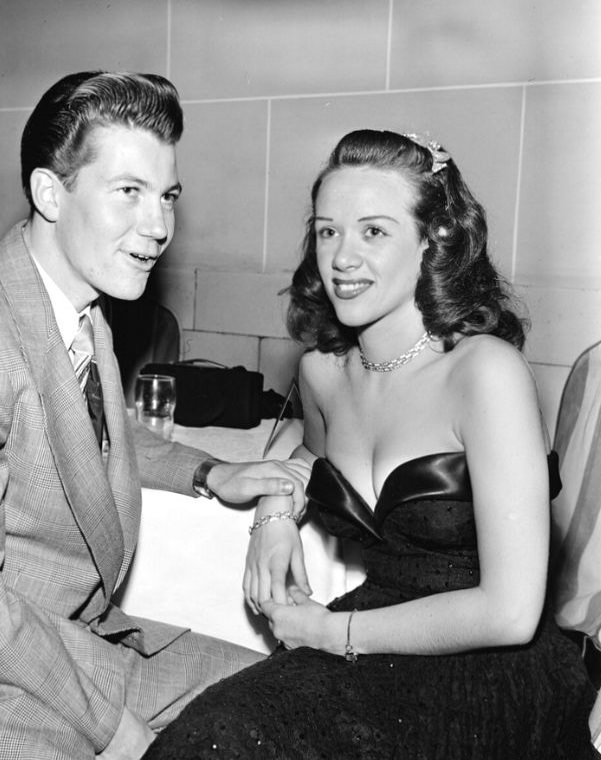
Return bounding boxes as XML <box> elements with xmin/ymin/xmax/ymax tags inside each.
<box><xmin>129</xmin><ymin>252</ymin><xmax>156</xmax><ymax>264</ymax></box>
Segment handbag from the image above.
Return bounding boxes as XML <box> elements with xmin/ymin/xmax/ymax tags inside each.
<box><xmin>139</xmin><ymin>359</ymin><xmax>290</xmax><ymax>429</ymax></box>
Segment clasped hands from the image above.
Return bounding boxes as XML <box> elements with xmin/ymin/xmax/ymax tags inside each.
<box><xmin>243</xmin><ymin>493</ymin><xmax>335</xmax><ymax>653</ymax></box>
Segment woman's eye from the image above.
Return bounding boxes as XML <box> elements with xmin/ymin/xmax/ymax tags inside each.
<box><xmin>316</xmin><ymin>227</ymin><xmax>336</xmax><ymax>239</ymax></box>
<box><xmin>365</xmin><ymin>225</ymin><xmax>386</xmax><ymax>238</ymax></box>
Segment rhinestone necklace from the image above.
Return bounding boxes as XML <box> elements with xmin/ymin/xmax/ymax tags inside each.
<box><xmin>359</xmin><ymin>332</ymin><xmax>432</xmax><ymax>372</ymax></box>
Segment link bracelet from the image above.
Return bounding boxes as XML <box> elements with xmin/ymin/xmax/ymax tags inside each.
<box><xmin>345</xmin><ymin>608</ymin><xmax>359</xmax><ymax>663</ymax></box>
<box><xmin>248</xmin><ymin>511</ymin><xmax>299</xmax><ymax>535</ymax></box>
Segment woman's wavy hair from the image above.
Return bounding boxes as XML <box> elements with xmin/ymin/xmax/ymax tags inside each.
<box><xmin>287</xmin><ymin>129</ymin><xmax>526</xmax><ymax>353</ymax></box>
<box><xmin>21</xmin><ymin>70</ymin><xmax>183</xmax><ymax>213</ymax></box>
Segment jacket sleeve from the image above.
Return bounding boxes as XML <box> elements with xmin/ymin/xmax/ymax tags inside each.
<box><xmin>132</xmin><ymin>418</ymin><xmax>203</xmax><ymax>496</ymax></box>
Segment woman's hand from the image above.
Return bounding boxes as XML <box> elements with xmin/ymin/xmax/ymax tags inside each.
<box><xmin>243</xmin><ymin>496</ymin><xmax>311</xmax><ymax>615</ymax></box>
<box><xmin>260</xmin><ymin>586</ymin><xmax>340</xmax><ymax>652</ymax></box>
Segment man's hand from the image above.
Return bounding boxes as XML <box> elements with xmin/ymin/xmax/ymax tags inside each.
<box><xmin>208</xmin><ymin>457</ymin><xmax>312</xmax><ymax>515</ymax></box>
<box><xmin>243</xmin><ymin>495</ymin><xmax>311</xmax><ymax>615</ymax></box>
<box><xmin>98</xmin><ymin>706</ymin><xmax>156</xmax><ymax>760</ymax></box>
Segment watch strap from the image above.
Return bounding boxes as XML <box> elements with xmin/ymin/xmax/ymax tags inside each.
<box><xmin>193</xmin><ymin>457</ymin><xmax>224</xmax><ymax>499</ymax></box>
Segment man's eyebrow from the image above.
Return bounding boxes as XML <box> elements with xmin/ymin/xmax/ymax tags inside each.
<box><xmin>109</xmin><ymin>175</ymin><xmax>182</xmax><ymax>195</ymax></box>
<box><xmin>109</xmin><ymin>173</ymin><xmax>147</xmax><ymax>185</ymax></box>
<box><xmin>167</xmin><ymin>181</ymin><xmax>183</xmax><ymax>195</ymax></box>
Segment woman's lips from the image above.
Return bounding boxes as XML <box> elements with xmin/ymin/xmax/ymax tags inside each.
<box><xmin>332</xmin><ymin>279</ymin><xmax>372</xmax><ymax>299</ymax></box>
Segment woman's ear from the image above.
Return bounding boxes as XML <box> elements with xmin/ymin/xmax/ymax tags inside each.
<box><xmin>29</xmin><ymin>168</ymin><xmax>62</xmax><ymax>223</ymax></box>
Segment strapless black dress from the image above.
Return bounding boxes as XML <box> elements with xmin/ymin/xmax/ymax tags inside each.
<box><xmin>144</xmin><ymin>453</ymin><xmax>596</xmax><ymax>760</ymax></box>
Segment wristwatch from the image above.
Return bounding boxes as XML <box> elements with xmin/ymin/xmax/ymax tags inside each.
<box><xmin>192</xmin><ymin>457</ymin><xmax>224</xmax><ymax>499</ymax></box>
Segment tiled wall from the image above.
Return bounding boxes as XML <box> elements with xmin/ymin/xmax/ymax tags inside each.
<box><xmin>1</xmin><ymin>0</ymin><xmax>600</xmax><ymax>433</ymax></box>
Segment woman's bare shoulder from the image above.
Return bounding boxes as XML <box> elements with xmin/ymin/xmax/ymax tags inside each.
<box><xmin>298</xmin><ymin>349</ymin><xmax>351</xmax><ymax>416</ymax></box>
<box><xmin>299</xmin><ymin>348</ymin><xmax>348</xmax><ymax>382</ymax></box>
<box><xmin>447</xmin><ymin>334</ymin><xmax>539</xmax><ymax>420</ymax></box>
<box><xmin>449</xmin><ymin>334</ymin><xmax>531</xmax><ymax>380</ymax></box>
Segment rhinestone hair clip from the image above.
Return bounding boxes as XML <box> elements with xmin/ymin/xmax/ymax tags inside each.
<box><xmin>403</xmin><ymin>133</ymin><xmax>450</xmax><ymax>174</ymax></box>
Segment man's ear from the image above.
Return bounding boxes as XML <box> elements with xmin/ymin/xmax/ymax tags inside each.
<box><xmin>29</xmin><ymin>168</ymin><xmax>63</xmax><ymax>223</ymax></box>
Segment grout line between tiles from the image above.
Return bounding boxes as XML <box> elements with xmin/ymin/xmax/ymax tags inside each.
<box><xmin>2</xmin><ymin>81</ymin><xmax>599</xmax><ymax>114</ymax></box>
<box><xmin>528</xmin><ymin>359</ymin><xmax>574</xmax><ymax>370</ymax></box>
<box><xmin>193</xmin><ymin>268</ymin><xmax>198</xmax><ymax>331</ymax></box>
<box><xmin>262</xmin><ymin>100</ymin><xmax>272</xmax><ymax>273</ymax></box>
<box><xmin>257</xmin><ymin>337</ymin><xmax>263</xmax><ymax>373</ymax></box>
<box><xmin>385</xmin><ymin>0</ymin><xmax>394</xmax><ymax>90</ymax></box>
<box><xmin>510</xmin><ymin>86</ymin><xmax>527</xmax><ymax>283</ymax></box>
<box><xmin>166</xmin><ymin>0</ymin><xmax>172</xmax><ymax>79</ymax></box>
<box><xmin>179</xmin><ymin>77</ymin><xmax>601</xmax><ymax>106</ymax></box>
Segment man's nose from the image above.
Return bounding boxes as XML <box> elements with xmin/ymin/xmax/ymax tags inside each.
<box><xmin>138</xmin><ymin>199</ymin><xmax>170</xmax><ymax>242</ymax></box>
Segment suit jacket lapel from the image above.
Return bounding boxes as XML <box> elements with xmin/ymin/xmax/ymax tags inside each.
<box><xmin>0</xmin><ymin>224</ymin><xmax>125</xmax><ymax>607</ymax></box>
<box><xmin>93</xmin><ymin>301</ymin><xmax>141</xmax><ymax>586</ymax></box>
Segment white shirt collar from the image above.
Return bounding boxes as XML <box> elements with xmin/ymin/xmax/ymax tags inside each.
<box><xmin>30</xmin><ymin>255</ymin><xmax>92</xmax><ymax>351</ymax></box>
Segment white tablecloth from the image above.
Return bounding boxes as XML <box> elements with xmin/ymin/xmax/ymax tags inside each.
<box><xmin>119</xmin><ymin>419</ymin><xmax>364</xmax><ymax>653</ymax></box>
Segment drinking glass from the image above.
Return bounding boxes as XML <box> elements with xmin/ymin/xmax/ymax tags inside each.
<box><xmin>135</xmin><ymin>374</ymin><xmax>176</xmax><ymax>440</ymax></box>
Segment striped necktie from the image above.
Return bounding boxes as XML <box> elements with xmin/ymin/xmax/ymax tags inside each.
<box><xmin>71</xmin><ymin>314</ymin><xmax>104</xmax><ymax>447</ymax></box>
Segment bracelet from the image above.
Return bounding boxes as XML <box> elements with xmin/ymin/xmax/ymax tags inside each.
<box><xmin>345</xmin><ymin>609</ymin><xmax>358</xmax><ymax>663</ymax></box>
<box><xmin>248</xmin><ymin>511</ymin><xmax>298</xmax><ymax>535</ymax></box>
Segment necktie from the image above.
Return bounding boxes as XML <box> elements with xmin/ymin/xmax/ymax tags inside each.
<box><xmin>71</xmin><ymin>314</ymin><xmax>105</xmax><ymax>447</ymax></box>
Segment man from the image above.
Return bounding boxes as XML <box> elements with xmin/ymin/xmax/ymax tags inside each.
<box><xmin>0</xmin><ymin>71</ymin><xmax>308</xmax><ymax>759</ymax></box>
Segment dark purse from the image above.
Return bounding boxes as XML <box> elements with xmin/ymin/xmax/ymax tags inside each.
<box><xmin>139</xmin><ymin>359</ymin><xmax>288</xmax><ymax>429</ymax></box>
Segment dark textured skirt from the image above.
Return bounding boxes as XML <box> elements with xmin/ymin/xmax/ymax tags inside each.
<box><xmin>143</xmin><ymin>616</ymin><xmax>595</xmax><ymax>760</ymax></box>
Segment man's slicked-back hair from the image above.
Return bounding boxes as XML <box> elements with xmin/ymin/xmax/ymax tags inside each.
<box><xmin>21</xmin><ymin>70</ymin><xmax>183</xmax><ymax>209</ymax></box>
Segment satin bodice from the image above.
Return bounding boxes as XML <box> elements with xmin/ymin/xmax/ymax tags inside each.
<box><xmin>306</xmin><ymin>451</ymin><xmax>561</xmax><ymax>607</ymax></box>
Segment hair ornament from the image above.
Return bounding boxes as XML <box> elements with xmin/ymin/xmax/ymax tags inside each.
<box><xmin>402</xmin><ymin>133</ymin><xmax>450</xmax><ymax>174</ymax></box>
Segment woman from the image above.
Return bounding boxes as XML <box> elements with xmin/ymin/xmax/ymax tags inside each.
<box><xmin>144</xmin><ymin>130</ymin><xmax>595</xmax><ymax>759</ymax></box>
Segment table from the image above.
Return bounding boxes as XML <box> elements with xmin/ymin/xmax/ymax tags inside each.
<box><xmin>119</xmin><ymin>419</ymin><xmax>364</xmax><ymax>653</ymax></box>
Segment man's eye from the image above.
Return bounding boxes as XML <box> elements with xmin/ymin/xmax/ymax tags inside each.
<box><xmin>119</xmin><ymin>186</ymin><xmax>139</xmax><ymax>196</ymax></box>
<box><xmin>162</xmin><ymin>192</ymin><xmax>180</xmax><ymax>206</ymax></box>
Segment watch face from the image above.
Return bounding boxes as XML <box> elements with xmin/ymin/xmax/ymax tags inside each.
<box><xmin>194</xmin><ymin>483</ymin><xmax>212</xmax><ymax>499</ymax></box>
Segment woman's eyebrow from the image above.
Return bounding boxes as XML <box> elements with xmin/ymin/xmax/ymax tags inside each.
<box><xmin>313</xmin><ymin>214</ymin><xmax>400</xmax><ymax>224</ymax></box>
<box><xmin>358</xmin><ymin>215</ymin><xmax>399</xmax><ymax>224</ymax></box>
